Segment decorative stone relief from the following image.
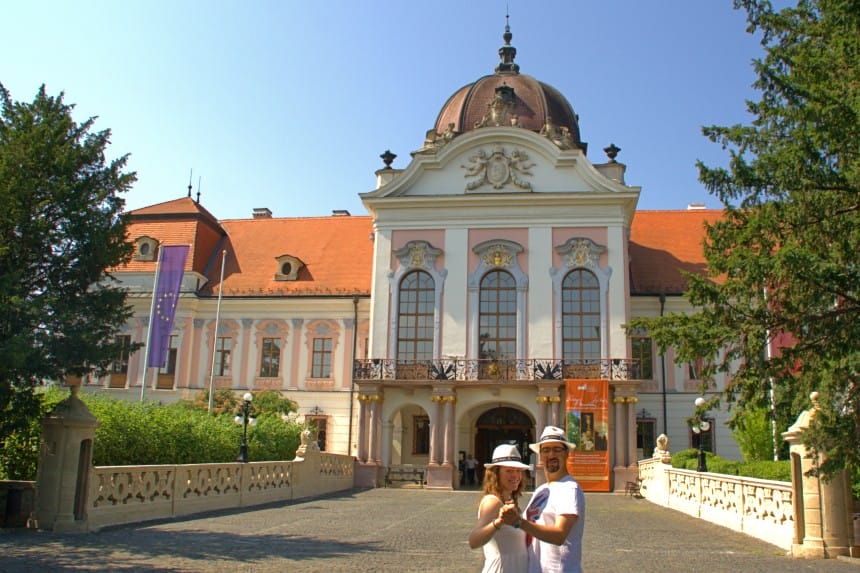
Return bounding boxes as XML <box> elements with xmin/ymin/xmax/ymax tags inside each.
<box><xmin>555</xmin><ymin>237</ymin><xmax>605</xmax><ymax>269</ymax></box>
<box><xmin>392</xmin><ymin>240</ymin><xmax>443</xmax><ymax>272</ymax></box>
<box><xmin>461</xmin><ymin>145</ymin><xmax>534</xmax><ymax>191</ymax></box>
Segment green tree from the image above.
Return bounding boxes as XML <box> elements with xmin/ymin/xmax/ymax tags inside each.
<box><xmin>629</xmin><ymin>0</ymin><xmax>860</xmax><ymax>478</ymax></box>
<box><xmin>0</xmin><ymin>84</ymin><xmax>136</xmax><ymax>450</ymax></box>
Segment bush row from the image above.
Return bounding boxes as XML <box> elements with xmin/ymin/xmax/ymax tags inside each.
<box><xmin>670</xmin><ymin>448</ymin><xmax>792</xmax><ymax>482</ymax></box>
<box><xmin>1</xmin><ymin>387</ymin><xmax>303</xmax><ymax>480</ymax></box>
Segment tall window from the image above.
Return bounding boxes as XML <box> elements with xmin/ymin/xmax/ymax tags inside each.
<box><xmin>159</xmin><ymin>335</ymin><xmax>179</xmax><ymax>375</ymax></box>
<box><xmin>413</xmin><ymin>415</ymin><xmax>430</xmax><ymax>454</ymax></box>
<box><xmin>630</xmin><ymin>328</ymin><xmax>654</xmax><ymax>380</ymax></box>
<box><xmin>636</xmin><ymin>417</ymin><xmax>657</xmax><ymax>459</ymax></box>
<box><xmin>561</xmin><ymin>269</ymin><xmax>601</xmax><ymax>361</ymax></box>
<box><xmin>214</xmin><ymin>337</ymin><xmax>232</xmax><ymax>377</ymax></box>
<box><xmin>479</xmin><ymin>270</ymin><xmax>516</xmax><ymax>360</ymax></box>
<box><xmin>113</xmin><ymin>335</ymin><xmax>132</xmax><ymax>374</ymax></box>
<box><xmin>307</xmin><ymin>416</ymin><xmax>327</xmax><ymax>451</ymax></box>
<box><xmin>397</xmin><ymin>270</ymin><xmax>434</xmax><ymax>360</ymax></box>
<box><xmin>260</xmin><ymin>337</ymin><xmax>281</xmax><ymax>377</ymax></box>
<box><xmin>688</xmin><ymin>357</ymin><xmax>705</xmax><ymax>380</ymax></box>
<box><xmin>312</xmin><ymin>338</ymin><xmax>332</xmax><ymax>378</ymax></box>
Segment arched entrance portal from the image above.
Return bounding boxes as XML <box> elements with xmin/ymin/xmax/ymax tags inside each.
<box><xmin>474</xmin><ymin>406</ymin><xmax>534</xmax><ymax>470</ymax></box>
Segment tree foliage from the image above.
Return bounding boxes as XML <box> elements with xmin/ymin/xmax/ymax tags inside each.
<box><xmin>629</xmin><ymin>0</ymin><xmax>860</xmax><ymax>478</ymax></box>
<box><xmin>0</xmin><ymin>84</ymin><xmax>136</xmax><ymax>447</ymax></box>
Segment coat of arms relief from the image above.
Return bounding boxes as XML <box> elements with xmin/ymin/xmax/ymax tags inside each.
<box><xmin>461</xmin><ymin>145</ymin><xmax>535</xmax><ymax>191</ymax></box>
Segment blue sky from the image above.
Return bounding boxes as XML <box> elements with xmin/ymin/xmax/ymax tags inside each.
<box><xmin>2</xmin><ymin>1</ymin><xmax>764</xmax><ymax>219</ymax></box>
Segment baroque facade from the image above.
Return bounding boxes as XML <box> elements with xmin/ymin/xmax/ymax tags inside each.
<box><xmin>89</xmin><ymin>28</ymin><xmax>739</xmax><ymax>491</ymax></box>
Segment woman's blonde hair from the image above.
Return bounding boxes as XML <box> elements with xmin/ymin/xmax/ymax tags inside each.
<box><xmin>481</xmin><ymin>465</ymin><xmax>525</xmax><ymax>502</ymax></box>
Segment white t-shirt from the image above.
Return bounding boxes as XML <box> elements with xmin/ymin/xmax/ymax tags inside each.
<box><xmin>524</xmin><ymin>475</ymin><xmax>585</xmax><ymax>573</ymax></box>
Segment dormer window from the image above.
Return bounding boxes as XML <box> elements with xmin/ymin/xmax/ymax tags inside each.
<box><xmin>275</xmin><ymin>255</ymin><xmax>304</xmax><ymax>281</ymax></box>
<box><xmin>134</xmin><ymin>236</ymin><xmax>158</xmax><ymax>261</ymax></box>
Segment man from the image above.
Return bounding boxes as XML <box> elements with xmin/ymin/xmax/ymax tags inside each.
<box><xmin>465</xmin><ymin>453</ymin><xmax>479</xmax><ymax>485</ymax></box>
<box><xmin>503</xmin><ymin>425</ymin><xmax>585</xmax><ymax>573</ymax></box>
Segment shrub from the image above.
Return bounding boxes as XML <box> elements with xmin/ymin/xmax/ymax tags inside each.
<box><xmin>2</xmin><ymin>387</ymin><xmax>305</xmax><ymax>479</ymax></box>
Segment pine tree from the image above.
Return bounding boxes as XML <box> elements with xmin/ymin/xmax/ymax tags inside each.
<box><xmin>630</xmin><ymin>0</ymin><xmax>860</xmax><ymax>476</ymax></box>
<box><xmin>0</xmin><ymin>84</ymin><xmax>136</xmax><ymax>449</ymax></box>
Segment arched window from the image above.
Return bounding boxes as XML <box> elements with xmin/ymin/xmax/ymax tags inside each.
<box><xmin>479</xmin><ymin>270</ymin><xmax>517</xmax><ymax>360</ymax></box>
<box><xmin>562</xmin><ymin>269</ymin><xmax>600</xmax><ymax>361</ymax></box>
<box><xmin>397</xmin><ymin>270</ymin><xmax>435</xmax><ymax>360</ymax></box>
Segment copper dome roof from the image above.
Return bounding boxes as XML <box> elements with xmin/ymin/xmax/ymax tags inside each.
<box><xmin>419</xmin><ymin>23</ymin><xmax>586</xmax><ymax>154</ymax></box>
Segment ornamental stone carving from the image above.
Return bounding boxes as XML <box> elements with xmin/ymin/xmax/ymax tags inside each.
<box><xmin>461</xmin><ymin>145</ymin><xmax>534</xmax><ymax>191</ymax></box>
<box><xmin>392</xmin><ymin>240</ymin><xmax>443</xmax><ymax>272</ymax></box>
<box><xmin>555</xmin><ymin>237</ymin><xmax>605</xmax><ymax>269</ymax></box>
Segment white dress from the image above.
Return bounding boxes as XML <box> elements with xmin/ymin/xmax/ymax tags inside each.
<box><xmin>481</xmin><ymin>515</ymin><xmax>528</xmax><ymax>573</ymax></box>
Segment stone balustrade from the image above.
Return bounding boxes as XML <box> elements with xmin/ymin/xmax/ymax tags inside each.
<box><xmin>86</xmin><ymin>453</ymin><xmax>353</xmax><ymax>531</ymax></box>
<box><xmin>637</xmin><ymin>457</ymin><xmax>794</xmax><ymax>550</ymax></box>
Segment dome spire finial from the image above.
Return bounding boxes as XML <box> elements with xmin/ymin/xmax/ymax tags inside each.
<box><xmin>496</xmin><ymin>8</ymin><xmax>519</xmax><ymax>74</ymax></box>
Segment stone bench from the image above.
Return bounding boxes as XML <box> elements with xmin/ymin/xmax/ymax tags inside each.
<box><xmin>385</xmin><ymin>465</ymin><xmax>425</xmax><ymax>488</ymax></box>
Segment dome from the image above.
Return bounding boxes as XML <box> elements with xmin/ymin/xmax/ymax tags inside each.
<box><xmin>416</xmin><ymin>22</ymin><xmax>586</xmax><ymax>155</ymax></box>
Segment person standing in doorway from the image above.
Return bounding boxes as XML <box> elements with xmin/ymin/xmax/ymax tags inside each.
<box><xmin>503</xmin><ymin>425</ymin><xmax>585</xmax><ymax>573</ymax></box>
<box><xmin>466</xmin><ymin>452</ymin><xmax>479</xmax><ymax>485</ymax></box>
<box><xmin>468</xmin><ymin>443</ymin><xmax>530</xmax><ymax>572</ymax></box>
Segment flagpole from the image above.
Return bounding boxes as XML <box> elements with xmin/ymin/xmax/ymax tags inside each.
<box><xmin>140</xmin><ymin>244</ymin><xmax>164</xmax><ymax>401</ymax></box>
<box><xmin>208</xmin><ymin>250</ymin><xmax>228</xmax><ymax>414</ymax></box>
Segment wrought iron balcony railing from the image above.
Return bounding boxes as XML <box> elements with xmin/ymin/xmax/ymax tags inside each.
<box><xmin>353</xmin><ymin>358</ymin><xmax>639</xmax><ymax>383</ymax></box>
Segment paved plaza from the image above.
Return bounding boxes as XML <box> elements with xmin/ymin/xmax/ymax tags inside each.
<box><xmin>1</xmin><ymin>488</ymin><xmax>857</xmax><ymax>572</ymax></box>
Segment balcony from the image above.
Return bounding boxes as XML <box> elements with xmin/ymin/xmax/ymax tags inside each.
<box><xmin>353</xmin><ymin>358</ymin><xmax>639</xmax><ymax>384</ymax></box>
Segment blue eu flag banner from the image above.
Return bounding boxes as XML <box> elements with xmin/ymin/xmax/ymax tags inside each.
<box><xmin>148</xmin><ymin>245</ymin><xmax>189</xmax><ymax>368</ymax></box>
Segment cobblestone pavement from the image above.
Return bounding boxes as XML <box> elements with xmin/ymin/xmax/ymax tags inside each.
<box><xmin>1</xmin><ymin>488</ymin><xmax>858</xmax><ymax>572</ymax></box>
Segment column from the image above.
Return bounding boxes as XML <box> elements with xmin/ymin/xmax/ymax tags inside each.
<box><xmin>612</xmin><ymin>396</ymin><xmax>625</xmax><ymax>468</ymax></box>
<box><xmin>357</xmin><ymin>396</ymin><xmax>369</xmax><ymax>462</ymax></box>
<box><xmin>371</xmin><ymin>397</ymin><xmax>383</xmax><ymax>463</ymax></box>
<box><xmin>626</xmin><ymin>398</ymin><xmax>638</xmax><ymax>467</ymax></box>
<box><xmin>443</xmin><ymin>397</ymin><xmax>455</xmax><ymax>466</ymax></box>
<box><xmin>429</xmin><ymin>396</ymin><xmax>442</xmax><ymax>466</ymax></box>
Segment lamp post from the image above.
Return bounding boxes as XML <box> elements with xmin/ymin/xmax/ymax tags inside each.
<box><xmin>691</xmin><ymin>396</ymin><xmax>711</xmax><ymax>472</ymax></box>
<box><xmin>234</xmin><ymin>392</ymin><xmax>255</xmax><ymax>463</ymax></box>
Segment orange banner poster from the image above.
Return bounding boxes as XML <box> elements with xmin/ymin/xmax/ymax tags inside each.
<box><xmin>565</xmin><ymin>378</ymin><xmax>610</xmax><ymax>492</ymax></box>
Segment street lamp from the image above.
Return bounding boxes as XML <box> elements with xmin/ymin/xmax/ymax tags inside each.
<box><xmin>691</xmin><ymin>396</ymin><xmax>711</xmax><ymax>472</ymax></box>
<box><xmin>234</xmin><ymin>392</ymin><xmax>255</xmax><ymax>463</ymax></box>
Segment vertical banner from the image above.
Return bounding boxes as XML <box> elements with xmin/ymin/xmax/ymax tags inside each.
<box><xmin>565</xmin><ymin>378</ymin><xmax>610</xmax><ymax>492</ymax></box>
<box><xmin>148</xmin><ymin>245</ymin><xmax>189</xmax><ymax>368</ymax></box>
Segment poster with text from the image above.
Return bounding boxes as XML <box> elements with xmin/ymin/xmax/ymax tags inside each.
<box><xmin>565</xmin><ymin>378</ymin><xmax>610</xmax><ymax>491</ymax></box>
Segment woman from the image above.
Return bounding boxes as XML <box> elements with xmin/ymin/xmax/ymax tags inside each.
<box><xmin>468</xmin><ymin>443</ymin><xmax>530</xmax><ymax>572</ymax></box>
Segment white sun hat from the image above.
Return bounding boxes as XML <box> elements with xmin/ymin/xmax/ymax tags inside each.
<box><xmin>529</xmin><ymin>425</ymin><xmax>577</xmax><ymax>454</ymax></box>
<box><xmin>484</xmin><ymin>443</ymin><xmax>531</xmax><ymax>469</ymax></box>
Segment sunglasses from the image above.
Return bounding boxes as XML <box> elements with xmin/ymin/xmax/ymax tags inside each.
<box><xmin>539</xmin><ymin>446</ymin><xmax>568</xmax><ymax>454</ymax></box>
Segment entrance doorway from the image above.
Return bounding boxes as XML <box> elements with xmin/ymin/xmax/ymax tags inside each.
<box><xmin>474</xmin><ymin>406</ymin><xmax>534</xmax><ymax>474</ymax></box>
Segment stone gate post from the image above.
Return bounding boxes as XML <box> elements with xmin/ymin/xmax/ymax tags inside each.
<box><xmin>781</xmin><ymin>391</ymin><xmax>856</xmax><ymax>558</ymax></box>
<box><xmin>35</xmin><ymin>384</ymin><xmax>98</xmax><ymax>532</ymax></box>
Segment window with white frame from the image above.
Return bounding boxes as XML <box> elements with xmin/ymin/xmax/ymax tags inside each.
<box><xmin>311</xmin><ymin>337</ymin><xmax>332</xmax><ymax>378</ymax></box>
<box><xmin>561</xmin><ymin>269</ymin><xmax>601</xmax><ymax>361</ymax></box>
<box><xmin>397</xmin><ymin>270</ymin><xmax>434</xmax><ymax>361</ymax></box>
<box><xmin>260</xmin><ymin>337</ymin><xmax>281</xmax><ymax>377</ymax></box>
<box><xmin>214</xmin><ymin>336</ymin><xmax>232</xmax><ymax>377</ymax></box>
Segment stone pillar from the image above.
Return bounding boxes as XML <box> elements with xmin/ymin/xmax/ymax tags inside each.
<box><xmin>782</xmin><ymin>392</ymin><xmax>856</xmax><ymax>559</ymax></box>
<box><xmin>357</xmin><ymin>396</ymin><xmax>369</xmax><ymax>462</ymax></box>
<box><xmin>443</xmin><ymin>397</ymin><xmax>455</xmax><ymax>466</ymax></box>
<box><xmin>429</xmin><ymin>396</ymin><xmax>442</xmax><ymax>466</ymax></box>
<box><xmin>626</xmin><ymin>397</ymin><xmax>638</xmax><ymax>468</ymax></box>
<box><xmin>36</xmin><ymin>385</ymin><xmax>98</xmax><ymax>532</ymax></box>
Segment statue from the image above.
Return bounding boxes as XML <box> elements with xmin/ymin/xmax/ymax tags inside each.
<box><xmin>296</xmin><ymin>428</ymin><xmax>320</xmax><ymax>458</ymax></box>
<box><xmin>653</xmin><ymin>433</ymin><xmax>671</xmax><ymax>463</ymax></box>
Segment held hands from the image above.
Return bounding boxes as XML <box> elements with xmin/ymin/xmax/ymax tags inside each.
<box><xmin>498</xmin><ymin>499</ymin><xmax>521</xmax><ymax>526</ymax></box>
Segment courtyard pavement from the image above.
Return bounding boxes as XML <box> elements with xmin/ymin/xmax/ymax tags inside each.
<box><xmin>1</xmin><ymin>487</ymin><xmax>857</xmax><ymax>572</ymax></box>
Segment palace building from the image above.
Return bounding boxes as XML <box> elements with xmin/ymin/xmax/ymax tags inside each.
<box><xmin>91</xmin><ymin>26</ymin><xmax>735</xmax><ymax>491</ymax></box>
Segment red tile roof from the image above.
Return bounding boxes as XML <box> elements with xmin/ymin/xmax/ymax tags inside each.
<box><xmin>121</xmin><ymin>200</ymin><xmax>718</xmax><ymax>299</ymax></box>
<box><xmin>629</xmin><ymin>210</ymin><xmax>721</xmax><ymax>295</ymax></box>
<box><xmin>212</xmin><ymin>215</ymin><xmax>373</xmax><ymax>296</ymax></box>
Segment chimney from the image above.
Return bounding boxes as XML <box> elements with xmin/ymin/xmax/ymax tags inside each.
<box><xmin>332</xmin><ymin>210</ymin><xmax>351</xmax><ymax>217</ymax></box>
<box><xmin>687</xmin><ymin>203</ymin><xmax>706</xmax><ymax>210</ymax></box>
<box><xmin>253</xmin><ymin>208</ymin><xmax>272</xmax><ymax>219</ymax></box>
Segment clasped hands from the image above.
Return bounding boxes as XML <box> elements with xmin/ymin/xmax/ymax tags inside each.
<box><xmin>498</xmin><ymin>499</ymin><xmax>521</xmax><ymax>526</ymax></box>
